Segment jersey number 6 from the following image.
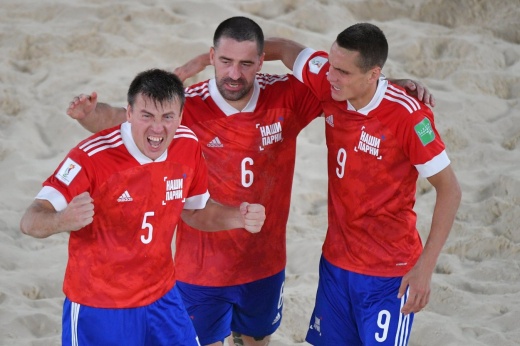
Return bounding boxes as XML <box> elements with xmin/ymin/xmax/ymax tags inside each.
<box><xmin>241</xmin><ymin>157</ymin><xmax>254</xmax><ymax>188</ymax></box>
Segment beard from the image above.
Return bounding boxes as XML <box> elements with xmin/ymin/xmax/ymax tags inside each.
<box><xmin>216</xmin><ymin>77</ymin><xmax>253</xmax><ymax>102</ymax></box>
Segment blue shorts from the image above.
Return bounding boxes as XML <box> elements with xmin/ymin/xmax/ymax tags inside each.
<box><xmin>62</xmin><ymin>285</ymin><xmax>200</xmax><ymax>346</ymax></box>
<box><xmin>176</xmin><ymin>270</ymin><xmax>285</xmax><ymax>345</ymax></box>
<box><xmin>306</xmin><ymin>256</ymin><xmax>414</xmax><ymax>346</ymax></box>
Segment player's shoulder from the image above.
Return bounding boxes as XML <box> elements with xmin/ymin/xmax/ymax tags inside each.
<box><xmin>75</xmin><ymin>125</ymin><xmax>124</xmax><ymax>158</ymax></box>
<box><xmin>255</xmin><ymin>72</ymin><xmax>306</xmax><ymax>94</ymax></box>
<box><xmin>184</xmin><ymin>79</ymin><xmax>210</xmax><ymax>100</ymax></box>
<box><xmin>383</xmin><ymin>82</ymin><xmax>430</xmax><ymax>117</ymax></box>
<box><xmin>173</xmin><ymin>125</ymin><xmax>199</xmax><ymax>143</ymax></box>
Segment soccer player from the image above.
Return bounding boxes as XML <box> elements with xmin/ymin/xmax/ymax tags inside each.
<box><xmin>66</xmin><ymin>17</ymin><xmax>434</xmax><ymax>346</ymax></box>
<box><xmin>263</xmin><ymin>24</ymin><xmax>462</xmax><ymax>345</ymax></box>
<box><xmin>19</xmin><ymin>69</ymin><xmax>265</xmax><ymax>346</ymax></box>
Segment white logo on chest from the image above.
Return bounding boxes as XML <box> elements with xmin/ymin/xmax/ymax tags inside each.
<box><xmin>355</xmin><ymin>126</ymin><xmax>382</xmax><ymax>159</ymax></box>
<box><xmin>257</xmin><ymin>121</ymin><xmax>283</xmax><ymax>150</ymax></box>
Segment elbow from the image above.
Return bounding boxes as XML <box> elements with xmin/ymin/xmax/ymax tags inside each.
<box><xmin>19</xmin><ymin>215</ymin><xmax>47</xmax><ymax>239</ymax></box>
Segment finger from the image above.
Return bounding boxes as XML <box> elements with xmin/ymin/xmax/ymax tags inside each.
<box><xmin>406</xmin><ymin>80</ymin><xmax>417</xmax><ymax>90</ymax></box>
<box><xmin>401</xmin><ymin>294</ymin><xmax>417</xmax><ymax>315</ymax></box>
<box><xmin>415</xmin><ymin>85</ymin><xmax>425</xmax><ymax>102</ymax></box>
<box><xmin>239</xmin><ymin>202</ymin><xmax>249</xmax><ymax>216</ymax></box>
<box><xmin>397</xmin><ymin>279</ymin><xmax>408</xmax><ymax>299</ymax></box>
<box><xmin>430</xmin><ymin>94</ymin><xmax>435</xmax><ymax>107</ymax></box>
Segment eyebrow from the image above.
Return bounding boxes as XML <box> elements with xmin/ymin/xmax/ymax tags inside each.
<box><xmin>219</xmin><ymin>56</ymin><xmax>255</xmax><ymax>64</ymax></box>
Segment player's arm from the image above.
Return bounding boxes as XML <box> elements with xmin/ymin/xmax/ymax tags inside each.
<box><xmin>20</xmin><ymin>192</ymin><xmax>94</xmax><ymax>238</ymax></box>
<box><xmin>67</xmin><ymin>91</ymin><xmax>127</xmax><ymax>133</ymax></box>
<box><xmin>173</xmin><ymin>53</ymin><xmax>211</xmax><ymax>82</ymax></box>
<box><xmin>264</xmin><ymin>37</ymin><xmax>305</xmax><ymax>71</ymax></box>
<box><xmin>181</xmin><ymin>198</ymin><xmax>265</xmax><ymax>234</ymax></box>
<box><xmin>398</xmin><ymin>165</ymin><xmax>461</xmax><ymax>314</ymax></box>
<box><xmin>264</xmin><ymin>37</ymin><xmax>435</xmax><ymax>106</ymax></box>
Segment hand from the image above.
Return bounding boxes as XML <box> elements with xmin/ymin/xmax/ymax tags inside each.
<box><xmin>397</xmin><ymin>265</ymin><xmax>431</xmax><ymax>315</ymax></box>
<box><xmin>67</xmin><ymin>92</ymin><xmax>98</xmax><ymax>120</ymax></box>
<box><xmin>239</xmin><ymin>202</ymin><xmax>265</xmax><ymax>234</ymax></box>
<box><xmin>59</xmin><ymin>192</ymin><xmax>95</xmax><ymax>231</ymax></box>
<box><xmin>391</xmin><ymin>79</ymin><xmax>436</xmax><ymax>107</ymax></box>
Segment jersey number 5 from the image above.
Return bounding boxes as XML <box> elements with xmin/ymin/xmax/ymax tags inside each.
<box><xmin>141</xmin><ymin>211</ymin><xmax>155</xmax><ymax>244</ymax></box>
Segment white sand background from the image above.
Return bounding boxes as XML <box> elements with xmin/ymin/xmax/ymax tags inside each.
<box><xmin>1</xmin><ymin>0</ymin><xmax>519</xmax><ymax>345</ymax></box>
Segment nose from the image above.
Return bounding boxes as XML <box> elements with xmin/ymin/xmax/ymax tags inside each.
<box><xmin>229</xmin><ymin>64</ymin><xmax>241</xmax><ymax>80</ymax></box>
<box><xmin>151</xmin><ymin>117</ymin><xmax>164</xmax><ymax>132</ymax></box>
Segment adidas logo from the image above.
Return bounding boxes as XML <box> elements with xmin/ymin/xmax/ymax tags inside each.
<box><xmin>326</xmin><ymin>114</ymin><xmax>334</xmax><ymax>127</ymax></box>
<box><xmin>117</xmin><ymin>190</ymin><xmax>133</xmax><ymax>202</ymax></box>
<box><xmin>207</xmin><ymin>137</ymin><xmax>223</xmax><ymax>148</ymax></box>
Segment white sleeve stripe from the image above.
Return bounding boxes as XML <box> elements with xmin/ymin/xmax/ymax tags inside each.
<box><xmin>184</xmin><ymin>191</ymin><xmax>210</xmax><ymax>210</ymax></box>
<box><xmin>174</xmin><ymin>134</ymin><xmax>199</xmax><ymax>141</ymax></box>
<box><xmin>415</xmin><ymin>150</ymin><xmax>450</xmax><ymax>178</ymax></box>
<box><xmin>87</xmin><ymin>140</ymin><xmax>124</xmax><ymax>156</ymax></box>
<box><xmin>383</xmin><ymin>95</ymin><xmax>414</xmax><ymax>113</ymax></box>
<box><xmin>387</xmin><ymin>84</ymin><xmax>422</xmax><ymax>110</ymax></box>
<box><xmin>386</xmin><ymin>89</ymin><xmax>420</xmax><ymax>111</ymax></box>
<box><xmin>36</xmin><ymin>186</ymin><xmax>68</xmax><ymax>212</ymax></box>
<box><xmin>81</xmin><ymin>134</ymin><xmax>122</xmax><ymax>153</ymax></box>
<box><xmin>79</xmin><ymin>129</ymin><xmax>121</xmax><ymax>149</ymax></box>
<box><xmin>293</xmin><ymin>48</ymin><xmax>317</xmax><ymax>82</ymax></box>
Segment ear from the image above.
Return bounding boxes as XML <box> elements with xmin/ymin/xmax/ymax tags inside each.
<box><xmin>209</xmin><ymin>47</ymin><xmax>216</xmax><ymax>66</ymax></box>
<box><xmin>369</xmin><ymin>67</ymin><xmax>382</xmax><ymax>83</ymax></box>
<box><xmin>126</xmin><ymin>105</ymin><xmax>132</xmax><ymax>122</ymax></box>
<box><xmin>257</xmin><ymin>52</ymin><xmax>265</xmax><ymax>72</ymax></box>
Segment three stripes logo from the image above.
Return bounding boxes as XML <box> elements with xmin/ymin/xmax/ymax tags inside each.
<box><xmin>326</xmin><ymin>114</ymin><xmax>334</xmax><ymax>127</ymax></box>
<box><xmin>207</xmin><ymin>137</ymin><xmax>223</xmax><ymax>148</ymax></box>
<box><xmin>117</xmin><ymin>190</ymin><xmax>133</xmax><ymax>202</ymax></box>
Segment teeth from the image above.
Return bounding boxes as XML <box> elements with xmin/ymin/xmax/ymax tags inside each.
<box><xmin>148</xmin><ymin>136</ymin><xmax>163</xmax><ymax>148</ymax></box>
<box><xmin>332</xmin><ymin>86</ymin><xmax>340</xmax><ymax>90</ymax></box>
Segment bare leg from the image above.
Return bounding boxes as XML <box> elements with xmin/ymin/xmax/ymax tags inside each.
<box><xmin>228</xmin><ymin>332</ymin><xmax>271</xmax><ymax>346</ymax></box>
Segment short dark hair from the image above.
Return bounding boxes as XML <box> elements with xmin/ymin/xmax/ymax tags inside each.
<box><xmin>127</xmin><ymin>69</ymin><xmax>185</xmax><ymax>111</ymax></box>
<box><xmin>336</xmin><ymin>23</ymin><xmax>388</xmax><ymax>72</ymax></box>
<box><xmin>213</xmin><ymin>16</ymin><xmax>264</xmax><ymax>55</ymax></box>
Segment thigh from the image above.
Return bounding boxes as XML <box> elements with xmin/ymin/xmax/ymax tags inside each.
<box><xmin>231</xmin><ymin>269</ymin><xmax>285</xmax><ymax>338</ymax></box>
<box><xmin>305</xmin><ymin>257</ymin><xmax>362</xmax><ymax>346</ymax></box>
<box><xmin>62</xmin><ymin>297</ymin><xmax>145</xmax><ymax>346</ymax></box>
<box><xmin>352</xmin><ymin>274</ymin><xmax>414</xmax><ymax>346</ymax></box>
<box><xmin>146</xmin><ymin>285</ymin><xmax>200</xmax><ymax>346</ymax></box>
<box><xmin>176</xmin><ymin>280</ymin><xmax>233</xmax><ymax>345</ymax></box>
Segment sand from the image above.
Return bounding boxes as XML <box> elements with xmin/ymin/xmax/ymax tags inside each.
<box><xmin>1</xmin><ymin>0</ymin><xmax>519</xmax><ymax>345</ymax></box>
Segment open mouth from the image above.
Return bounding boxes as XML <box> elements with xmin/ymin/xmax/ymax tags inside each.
<box><xmin>148</xmin><ymin>135</ymin><xmax>163</xmax><ymax>148</ymax></box>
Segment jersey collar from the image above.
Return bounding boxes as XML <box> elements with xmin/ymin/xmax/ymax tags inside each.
<box><xmin>120</xmin><ymin>122</ymin><xmax>168</xmax><ymax>164</ymax></box>
<box><xmin>208</xmin><ymin>78</ymin><xmax>260</xmax><ymax>116</ymax></box>
<box><xmin>346</xmin><ymin>77</ymin><xmax>388</xmax><ymax>116</ymax></box>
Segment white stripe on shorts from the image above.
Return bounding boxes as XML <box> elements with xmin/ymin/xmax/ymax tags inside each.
<box><xmin>394</xmin><ymin>288</ymin><xmax>410</xmax><ymax>346</ymax></box>
<box><xmin>71</xmin><ymin>302</ymin><xmax>80</xmax><ymax>346</ymax></box>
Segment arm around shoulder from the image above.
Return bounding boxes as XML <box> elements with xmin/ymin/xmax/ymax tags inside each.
<box><xmin>264</xmin><ymin>37</ymin><xmax>306</xmax><ymax>71</ymax></box>
<box><xmin>67</xmin><ymin>91</ymin><xmax>127</xmax><ymax>133</ymax></box>
<box><xmin>181</xmin><ymin>199</ymin><xmax>265</xmax><ymax>233</ymax></box>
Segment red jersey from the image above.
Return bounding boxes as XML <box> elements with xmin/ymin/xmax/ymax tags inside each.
<box><xmin>37</xmin><ymin>122</ymin><xmax>209</xmax><ymax>308</ymax></box>
<box><xmin>175</xmin><ymin>74</ymin><xmax>322</xmax><ymax>286</ymax></box>
<box><xmin>293</xmin><ymin>49</ymin><xmax>451</xmax><ymax>276</ymax></box>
